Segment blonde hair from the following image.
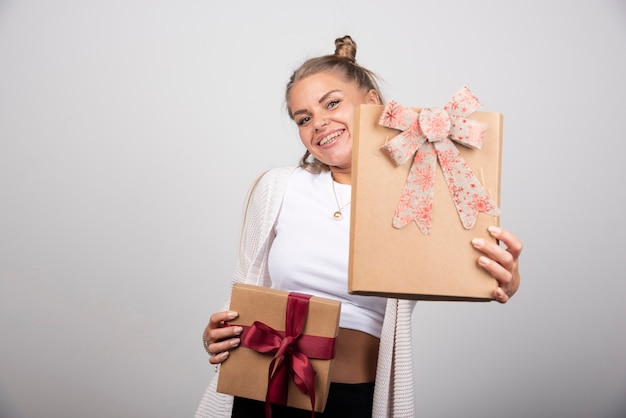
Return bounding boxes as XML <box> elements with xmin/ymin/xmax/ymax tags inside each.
<box><xmin>285</xmin><ymin>35</ymin><xmax>384</xmax><ymax>173</ymax></box>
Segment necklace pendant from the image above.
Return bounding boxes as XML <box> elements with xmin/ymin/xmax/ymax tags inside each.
<box><xmin>333</xmin><ymin>210</ymin><xmax>343</xmax><ymax>220</ymax></box>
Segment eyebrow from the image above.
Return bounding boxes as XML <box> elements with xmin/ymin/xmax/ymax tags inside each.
<box><xmin>291</xmin><ymin>89</ymin><xmax>342</xmax><ymax>118</ymax></box>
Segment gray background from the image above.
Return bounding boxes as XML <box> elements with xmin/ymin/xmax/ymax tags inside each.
<box><xmin>1</xmin><ymin>0</ymin><xmax>625</xmax><ymax>417</ymax></box>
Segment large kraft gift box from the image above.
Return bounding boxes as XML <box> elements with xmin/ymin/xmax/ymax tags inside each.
<box><xmin>348</xmin><ymin>87</ymin><xmax>502</xmax><ymax>301</ymax></box>
<box><xmin>217</xmin><ymin>283</ymin><xmax>341</xmax><ymax>412</ymax></box>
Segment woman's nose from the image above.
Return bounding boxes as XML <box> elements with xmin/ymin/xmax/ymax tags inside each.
<box><xmin>315</xmin><ymin>116</ymin><xmax>329</xmax><ymax>130</ymax></box>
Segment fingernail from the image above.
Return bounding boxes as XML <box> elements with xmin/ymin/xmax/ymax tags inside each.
<box><xmin>471</xmin><ymin>238</ymin><xmax>485</xmax><ymax>248</ymax></box>
<box><xmin>488</xmin><ymin>226</ymin><xmax>501</xmax><ymax>235</ymax></box>
<box><xmin>230</xmin><ymin>338</ymin><xmax>240</xmax><ymax>347</ymax></box>
<box><xmin>479</xmin><ymin>256</ymin><xmax>490</xmax><ymax>266</ymax></box>
<box><xmin>227</xmin><ymin>311</ymin><xmax>238</xmax><ymax>319</ymax></box>
<box><xmin>233</xmin><ymin>326</ymin><xmax>243</xmax><ymax>335</ymax></box>
<box><xmin>221</xmin><ymin>351</ymin><xmax>230</xmax><ymax>360</ymax></box>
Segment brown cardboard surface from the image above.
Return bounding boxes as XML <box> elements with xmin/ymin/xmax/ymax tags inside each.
<box><xmin>348</xmin><ymin>104</ymin><xmax>502</xmax><ymax>301</ymax></box>
<box><xmin>217</xmin><ymin>284</ymin><xmax>341</xmax><ymax>412</ymax></box>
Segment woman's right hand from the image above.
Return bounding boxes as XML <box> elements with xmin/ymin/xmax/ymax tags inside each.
<box><xmin>203</xmin><ymin>311</ymin><xmax>243</xmax><ymax>365</ymax></box>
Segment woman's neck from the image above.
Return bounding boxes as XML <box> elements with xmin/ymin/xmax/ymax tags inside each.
<box><xmin>330</xmin><ymin>169</ymin><xmax>351</xmax><ymax>185</ymax></box>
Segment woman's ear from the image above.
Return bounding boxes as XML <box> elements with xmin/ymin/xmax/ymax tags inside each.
<box><xmin>366</xmin><ymin>89</ymin><xmax>381</xmax><ymax>105</ymax></box>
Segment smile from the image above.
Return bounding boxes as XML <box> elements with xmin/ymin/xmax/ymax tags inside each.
<box><xmin>318</xmin><ymin>130</ymin><xmax>344</xmax><ymax>146</ymax></box>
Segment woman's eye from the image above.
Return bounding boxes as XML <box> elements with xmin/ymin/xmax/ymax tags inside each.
<box><xmin>297</xmin><ymin>116</ymin><xmax>311</xmax><ymax>126</ymax></box>
<box><xmin>327</xmin><ymin>100</ymin><xmax>340</xmax><ymax>109</ymax></box>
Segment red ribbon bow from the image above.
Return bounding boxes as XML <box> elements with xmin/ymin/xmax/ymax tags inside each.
<box><xmin>379</xmin><ymin>86</ymin><xmax>500</xmax><ymax>234</ymax></box>
<box><xmin>234</xmin><ymin>292</ymin><xmax>337</xmax><ymax>418</ymax></box>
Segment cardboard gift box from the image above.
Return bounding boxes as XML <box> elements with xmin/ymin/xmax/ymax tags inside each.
<box><xmin>348</xmin><ymin>89</ymin><xmax>502</xmax><ymax>301</ymax></box>
<box><xmin>217</xmin><ymin>283</ymin><xmax>341</xmax><ymax>413</ymax></box>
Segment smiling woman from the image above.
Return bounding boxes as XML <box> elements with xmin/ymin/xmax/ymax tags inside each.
<box><xmin>285</xmin><ymin>36</ymin><xmax>384</xmax><ymax>184</ymax></box>
<box><xmin>287</xmin><ymin>71</ymin><xmax>381</xmax><ymax>185</ymax></box>
<box><xmin>196</xmin><ymin>35</ymin><xmax>522</xmax><ymax>418</ymax></box>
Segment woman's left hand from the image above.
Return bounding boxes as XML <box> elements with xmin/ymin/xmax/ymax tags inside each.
<box><xmin>471</xmin><ymin>226</ymin><xmax>522</xmax><ymax>303</ymax></box>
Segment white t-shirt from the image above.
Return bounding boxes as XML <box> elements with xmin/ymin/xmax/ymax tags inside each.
<box><xmin>267</xmin><ymin>167</ymin><xmax>387</xmax><ymax>338</ymax></box>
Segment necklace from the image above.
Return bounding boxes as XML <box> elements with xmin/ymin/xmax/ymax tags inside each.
<box><xmin>331</xmin><ymin>175</ymin><xmax>351</xmax><ymax>220</ymax></box>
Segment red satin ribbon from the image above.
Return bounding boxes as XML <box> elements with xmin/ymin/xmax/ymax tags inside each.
<box><xmin>228</xmin><ymin>292</ymin><xmax>337</xmax><ymax>418</ymax></box>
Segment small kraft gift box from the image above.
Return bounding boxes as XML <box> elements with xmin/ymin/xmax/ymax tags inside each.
<box><xmin>348</xmin><ymin>86</ymin><xmax>502</xmax><ymax>301</ymax></box>
<box><xmin>217</xmin><ymin>283</ymin><xmax>341</xmax><ymax>414</ymax></box>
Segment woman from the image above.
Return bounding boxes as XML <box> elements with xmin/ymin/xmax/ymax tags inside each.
<box><xmin>196</xmin><ymin>35</ymin><xmax>522</xmax><ymax>418</ymax></box>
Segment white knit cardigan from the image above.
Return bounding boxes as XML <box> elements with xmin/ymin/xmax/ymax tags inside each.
<box><xmin>195</xmin><ymin>166</ymin><xmax>417</xmax><ymax>417</ymax></box>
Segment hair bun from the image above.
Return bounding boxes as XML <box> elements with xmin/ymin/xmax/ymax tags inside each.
<box><xmin>334</xmin><ymin>35</ymin><xmax>357</xmax><ymax>63</ymax></box>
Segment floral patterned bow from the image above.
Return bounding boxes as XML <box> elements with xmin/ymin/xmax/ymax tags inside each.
<box><xmin>379</xmin><ymin>86</ymin><xmax>500</xmax><ymax>234</ymax></box>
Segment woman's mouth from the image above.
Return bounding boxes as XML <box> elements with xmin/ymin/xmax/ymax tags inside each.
<box><xmin>318</xmin><ymin>130</ymin><xmax>344</xmax><ymax>146</ymax></box>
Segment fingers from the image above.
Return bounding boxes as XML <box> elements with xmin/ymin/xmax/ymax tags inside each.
<box><xmin>203</xmin><ymin>311</ymin><xmax>243</xmax><ymax>364</ymax></box>
<box><xmin>472</xmin><ymin>226</ymin><xmax>523</xmax><ymax>303</ymax></box>
<box><xmin>209</xmin><ymin>310</ymin><xmax>239</xmax><ymax>329</ymax></box>
<box><xmin>207</xmin><ymin>328</ymin><xmax>243</xmax><ymax>364</ymax></box>
<box><xmin>490</xmin><ymin>226</ymin><xmax>523</xmax><ymax>260</ymax></box>
<box><xmin>476</xmin><ymin>251</ymin><xmax>513</xmax><ymax>287</ymax></box>
<box><xmin>493</xmin><ymin>286</ymin><xmax>510</xmax><ymax>304</ymax></box>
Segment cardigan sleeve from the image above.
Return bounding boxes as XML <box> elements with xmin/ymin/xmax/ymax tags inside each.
<box><xmin>232</xmin><ymin>166</ymin><xmax>295</xmax><ymax>287</ymax></box>
<box><xmin>373</xmin><ymin>298</ymin><xmax>417</xmax><ymax>417</ymax></box>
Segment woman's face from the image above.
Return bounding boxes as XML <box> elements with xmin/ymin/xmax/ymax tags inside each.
<box><xmin>288</xmin><ymin>71</ymin><xmax>379</xmax><ymax>177</ymax></box>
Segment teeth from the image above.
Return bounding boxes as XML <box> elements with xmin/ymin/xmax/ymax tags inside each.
<box><xmin>319</xmin><ymin>131</ymin><xmax>342</xmax><ymax>146</ymax></box>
